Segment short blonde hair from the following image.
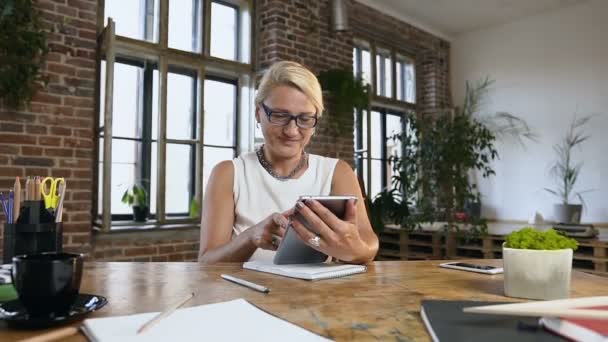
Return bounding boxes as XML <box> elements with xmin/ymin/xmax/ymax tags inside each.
<box><xmin>255</xmin><ymin>61</ymin><xmax>324</xmax><ymax>116</ymax></box>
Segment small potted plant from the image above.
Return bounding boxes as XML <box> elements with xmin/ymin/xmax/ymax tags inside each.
<box><xmin>121</xmin><ymin>185</ymin><xmax>149</xmax><ymax>222</ymax></box>
<box><xmin>503</xmin><ymin>227</ymin><xmax>578</xmax><ymax>300</ymax></box>
<box><xmin>545</xmin><ymin>115</ymin><xmax>593</xmax><ymax>224</ymax></box>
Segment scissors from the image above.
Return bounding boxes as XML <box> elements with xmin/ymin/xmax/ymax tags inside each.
<box><xmin>40</xmin><ymin>177</ymin><xmax>65</xmax><ymax>210</ymax></box>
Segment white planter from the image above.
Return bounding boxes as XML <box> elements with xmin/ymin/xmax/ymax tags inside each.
<box><xmin>502</xmin><ymin>243</ymin><xmax>573</xmax><ymax>300</ymax></box>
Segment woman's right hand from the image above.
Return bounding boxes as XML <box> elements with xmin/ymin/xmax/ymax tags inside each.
<box><xmin>248</xmin><ymin>212</ymin><xmax>290</xmax><ymax>251</ymax></box>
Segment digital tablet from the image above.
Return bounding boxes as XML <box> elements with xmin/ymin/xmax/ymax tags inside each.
<box><xmin>273</xmin><ymin>195</ymin><xmax>357</xmax><ymax>265</ymax></box>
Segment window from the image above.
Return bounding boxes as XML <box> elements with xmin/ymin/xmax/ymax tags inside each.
<box><xmin>375</xmin><ymin>48</ymin><xmax>392</xmax><ymax>98</ymax></box>
<box><xmin>353</xmin><ymin>41</ymin><xmax>416</xmax><ymax>199</ymax></box>
<box><xmin>98</xmin><ymin>0</ymin><xmax>252</xmax><ymax>230</ymax></box>
<box><xmin>396</xmin><ymin>55</ymin><xmax>415</xmax><ymax>103</ymax></box>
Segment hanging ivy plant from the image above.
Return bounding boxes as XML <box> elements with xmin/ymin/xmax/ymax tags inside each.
<box><xmin>0</xmin><ymin>0</ymin><xmax>48</xmax><ymax>109</ymax></box>
<box><xmin>317</xmin><ymin>69</ymin><xmax>369</xmax><ymax>134</ymax></box>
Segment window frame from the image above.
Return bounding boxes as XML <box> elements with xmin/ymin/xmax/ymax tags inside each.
<box><xmin>353</xmin><ymin>39</ymin><xmax>417</xmax><ymax>199</ymax></box>
<box><xmin>95</xmin><ymin>0</ymin><xmax>254</xmax><ymax>231</ymax></box>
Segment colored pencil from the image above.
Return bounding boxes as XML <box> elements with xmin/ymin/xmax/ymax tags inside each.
<box><xmin>13</xmin><ymin>177</ymin><xmax>21</xmax><ymax>223</ymax></box>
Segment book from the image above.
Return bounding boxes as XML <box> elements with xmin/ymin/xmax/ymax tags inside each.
<box><xmin>420</xmin><ymin>300</ymin><xmax>562</xmax><ymax>342</ymax></box>
<box><xmin>81</xmin><ymin>298</ymin><xmax>330</xmax><ymax>342</ymax></box>
<box><xmin>243</xmin><ymin>260</ymin><xmax>366</xmax><ymax>281</ymax></box>
<box><xmin>540</xmin><ymin>305</ymin><xmax>608</xmax><ymax>342</ymax></box>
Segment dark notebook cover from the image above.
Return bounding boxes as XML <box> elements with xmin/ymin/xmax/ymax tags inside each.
<box><xmin>420</xmin><ymin>300</ymin><xmax>565</xmax><ymax>342</ymax></box>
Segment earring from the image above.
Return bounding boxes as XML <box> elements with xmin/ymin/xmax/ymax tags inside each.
<box><xmin>256</xmin><ymin>122</ymin><xmax>260</xmax><ymax>129</ymax></box>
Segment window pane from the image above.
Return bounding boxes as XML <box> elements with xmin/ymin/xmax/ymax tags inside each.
<box><xmin>167</xmin><ymin>72</ymin><xmax>196</xmax><ymax>140</ymax></box>
<box><xmin>211</xmin><ymin>2</ymin><xmax>237</xmax><ymax>60</ymax></box>
<box><xmin>152</xmin><ymin>70</ymin><xmax>159</xmax><ymax>140</ymax></box>
<box><xmin>99</xmin><ymin>61</ymin><xmax>105</xmax><ymax>129</ymax></box>
<box><xmin>105</xmin><ymin>0</ymin><xmax>158</xmax><ymax>42</ymax></box>
<box><xmin>203</xmin><ymin>147</ymin><xmax>234</xmax><ymax>196</ymax></box>
<box><xmin>112</xmin><ymin>63</ymin><xmax>142</xmax><ymax>138</ymax></box>
<box><xmin>375</xmin><ymin>55</ymin><xmax>382</xmax><ymax>96</ymax></box>
<box><xmin>384</xmin><ymin>56</ymin><xmax>392</xmax><ymax>98</ymax></box>
<box><xmin>361</xmin><ymin>49</ymin><xmax>371</xmax><ymax>86</ymax></box>
<box><xmin>169</xmin><ymin>0</ymin><xmax>202</xmax><ymax>52</ymax></box>
<box><xmin>396</xmin><ymin>61</ymin><xmax>403</xmax><ymax>101</ymax></box>
<box><xmin>376</xmin><ymin>53</ymin><xmax>392</xmax><ymax>97</ymax></box>
<box><xmin>150</xmin><ymin>142</ymin><xmax>157</xmax><ymax>215</ymax></box>
<box><xmin>386</xmin><ymin>114</ymin><xmax>402</xmax><ymax>159</ymax></box>
<box><xmin>98</xmin><ymin>138</ymin><xmax>104</xmax><ymax>216</ymax></box>
<box><xmin>166</xmin><ymin>144</ymin><xmax>193</xmax><ymax>214</ymax></box>
<box><xmin>204</xmin><ymin>79</ymin><xmax>236</xmax><ymax>146</ymax></box>
<box><xmin>352</xmin><ymin>48</ymin><xmax>357</xmax><ymax>76</ymax></box>
<box><xmin>111</xmin><ymin>139</ymin><xmax>140</xmax><ymax>215</ymax></box>
<box><xmin>370</xmin><ymin>111</ymin><xmax>381</xmax><ymax>158</ymax></box>
<box><xmin>370</xmin><ymin>159</ymin><xmax>382</xmax><ymax>200</ymax></box>
<box><xmin>406</xmin><ymin>63</ymin><xmax>416</xmax><ymax>103</ymax></box>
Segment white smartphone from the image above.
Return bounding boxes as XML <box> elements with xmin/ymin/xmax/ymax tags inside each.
<box><xmin>273</xmin><ymin>195</ymin><xmax>357</xmax><ymax>265</ymax></box>
<box><xmin>439</xmin><ymin>262</ymin><xmax>503</xmax><ymax>275</ymax></box>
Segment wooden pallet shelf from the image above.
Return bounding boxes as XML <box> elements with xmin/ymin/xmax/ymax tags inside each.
<box><xmin>377</xmin><ymin>229</ymin><xmax>608</xmax><ymax>277</ymax></box>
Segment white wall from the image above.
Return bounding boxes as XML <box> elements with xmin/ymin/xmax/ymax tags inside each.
<box><xmin>452</xmin><ymin>0</ymin><xmax>608</xmax><ymax>224</ymax></box>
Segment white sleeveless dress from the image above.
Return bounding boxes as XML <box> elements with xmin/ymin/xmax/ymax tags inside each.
<box><xmin>232</xmin><ymin>151</ymin><xmax>338</xmax><ymax>261</ymax></box>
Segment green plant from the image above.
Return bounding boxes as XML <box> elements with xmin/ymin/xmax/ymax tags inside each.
<box><xmin>506</xmin><ymin>227</ymin><xmax>578</xmax><ymax>250</ymax></box>
<box><xmin>0</xmin><ymin>0</ymin><xmax>48</xmax><ymax>108</ymax></box>
<box><xmin>317</xmin><ymin>69</ymin><xmax>369</xmax><ymax>133</ymax></box>
<box><xmin>544</xmin><ymin>115</ymin><xmax>593</xmax><ymax>205</ymax></box>
<box><xmin>189</xmin><ymin>197</ymin><xmax>200</xmax><ymax>218</ymax></box>
<box><xmin>370</xmin><ymin>78</ymin><xmax>535</xmax><ymax>236</ymax></box>
<box><xmin>121</xmin><ymin>185</ymin><xmax>148</xmax><ymax>208</ymax></box>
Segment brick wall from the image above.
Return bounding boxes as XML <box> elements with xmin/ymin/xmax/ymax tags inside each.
<box><xmin>0</xmin><ymin>0</ymin><xmax>97</xmax><ymax>256</ymax></box>
<box><xmin>1</xmin><ymin>0</ymin><xmax>450</xmax><ymax>262</ymax></box>
<box><xmin>256</xmin><ymin>0</ymin><xmax>451</xmax><ymax>164</ymax></box>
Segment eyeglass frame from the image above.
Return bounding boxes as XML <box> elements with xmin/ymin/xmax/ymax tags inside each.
<box><xmin>260</xmin><ymin>103</ymin><xmax>318</xmax><ymax>129</ymax></box>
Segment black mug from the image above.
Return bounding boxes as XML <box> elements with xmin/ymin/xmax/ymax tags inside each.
<box><xmin>11</xmin><ymin>252</ymin><xmax>83</xmax><ymax>316</ymax></box>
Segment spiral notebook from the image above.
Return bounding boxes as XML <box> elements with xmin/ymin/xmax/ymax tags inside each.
<box><xmin>243</xmin><ymin>260</ymin><xmax>366</xmax><ymax>281</ymax></box>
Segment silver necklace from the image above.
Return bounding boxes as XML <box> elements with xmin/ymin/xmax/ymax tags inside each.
<box><xmin>256</xmin><ymin>145</ymin><xmax>307</xmax><ymax>181</ymax></box>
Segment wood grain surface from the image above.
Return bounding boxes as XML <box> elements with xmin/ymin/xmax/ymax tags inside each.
<box><xmin>2</xmin><ymin>260</ymin><xmax>608</xmax><ymax>341</ymax></box>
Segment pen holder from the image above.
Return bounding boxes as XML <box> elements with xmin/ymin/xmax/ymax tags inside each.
<box><xmin>2</xmin><ymin>199</ymin><xmax>63</xmax><ymax>262</ymax></box>
<box><xmin>3</xmin><ymin>223</ymin><xmax>63</xmax><ymax>264</ymax></box>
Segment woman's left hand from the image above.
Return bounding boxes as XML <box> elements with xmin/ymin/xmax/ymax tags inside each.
<box><xmin>289</xmin><ymin>199</ymin><xmax>371</xmax><ymax>263</ymax></box>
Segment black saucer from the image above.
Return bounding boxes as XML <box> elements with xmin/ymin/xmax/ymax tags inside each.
<box><xmin>0</xmin><ymin>294</ymin><xmax>108</xmax><ymax>329</ymax></box>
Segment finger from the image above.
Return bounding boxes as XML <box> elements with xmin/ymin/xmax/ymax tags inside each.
<box><xmin>275</xmin><ymin>224</ymin><xmax>286</xmax><ymax>238</ymax></box>
<box><xmin>302</xmin><ymin>199</ymin><xmax>346</xmax><ymax>234</ymax></box>
<box><xmin>282</xmin><ymin>207</ymin><xmax>295</xmax><ymax>217</ymax></box>
<box><xmin>343</xmin><ymin>199</ymin><xmax>357</xmax><ymax>224</ymax></box>
<box><xmin>290</xmin><ymin>217</ymin><xmax>324</xmax><ymax>252</ymax></box>
<box><xmin>271</xmin><ymin>234</ymin><xmax>282</xmax><ymax>248</ymax></box>
<box><xmin>272</xmin><ymin>212</ymin><xmax>289</xmax><ymax>229</ymax></box>
<box><xmin>294</xmin><ymin>201</ymin><xmax>337</xmax><ymax>239</ymax></box>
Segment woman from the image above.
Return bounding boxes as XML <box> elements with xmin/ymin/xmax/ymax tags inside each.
<box><xmin>198</xmin><ymin>61</ymin><xmax>378</xmax><ymax>264</ymax></box>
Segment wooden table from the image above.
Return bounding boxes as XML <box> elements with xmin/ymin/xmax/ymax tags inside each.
<box><xmin>3</xmin><ymin>260</ymin><xmax>608</xmax><ymax>341</ymax></box>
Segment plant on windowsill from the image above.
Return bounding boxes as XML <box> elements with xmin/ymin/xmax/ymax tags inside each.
<box><xmin>503</xmin><ymin>227</ymin><xmax>578</xmax><ymax>300</ymax></box>
<box><xmin>121</xmin><ymin>185</ymin><xmax>149</xmax><ymax>222</ymax></box>
<box><xmin>317</xmin><ymin>69</ymin><xmax>369</xmax><ymax>134</ymax></box>
<box><xmin>0</xmin><ymin>0</ymin><xmax>48</xmax><ymax>109</ymax></box>
<box><xmin>544</xmin><ymin>115</ymin><xmax>593</xmax><ymax>224</ymax></box>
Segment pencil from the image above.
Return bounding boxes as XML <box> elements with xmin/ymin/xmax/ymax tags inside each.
<box><xmin>18</xmin><ymin>326</ymin><xmax>79</xmax><ymax>342</ymax></box>
<box><xmin>55</xmin><ymin>181</ymin><xmax>66</xmax><ymax>223</ymax></box>
<box><xmin>8</xmin><ymin>190</ymin><xmax>13</xmax><ymax>224</ymax></box>
<box><xmin>13</xmin><ymin>177</ymin><xmax>20</xmax><ymax>223</ymax></box>
<box><xmin>220</xmin><ymin>274</ymin><xmax>270</xmax><ymax>293</ymax></box>
<box><xmin>24</xmin><ymin>177</ymin><xmax>30</xmax><ymax>201</ymax></box>
<box><xmin>136</xmin><ymin>292</ymin><xmax>195</xmax><ymax>334</ymax></box>
<box><xmin>34</xmin><ymin>176</ymin><xmax>41</xmax><ymax>201</ymax></box>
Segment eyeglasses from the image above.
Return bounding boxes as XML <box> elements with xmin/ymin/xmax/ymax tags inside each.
<box><xmin>261</xmin><ymin>103</ymin><xmax>318</xmax><ymax>129</ymax></box>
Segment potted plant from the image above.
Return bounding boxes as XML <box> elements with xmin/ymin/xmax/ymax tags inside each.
<box><xmin>503</xmin><ymin>227</ymin><xmax>578</xmax><ymax>300</ymax></box>
<box><xmin>545</xmin><ymin>115</ymin><xmax>593</xmax><ymax>224</ymax></box>
<box><xmin>317</xmin><ymin>69</ymin><xmax>369</xmax><ymax>134</ymax></box>
<box><xmin>121</xmin><ymin>185</ymin><xmax>149</xmax><ymax>222</ymax></box>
